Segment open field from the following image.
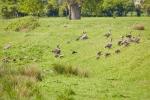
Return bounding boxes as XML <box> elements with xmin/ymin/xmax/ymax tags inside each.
<box><xmin>0</xmin><ymin>17</ymin><xmax>150</xmax><ymax>100</ymax></box>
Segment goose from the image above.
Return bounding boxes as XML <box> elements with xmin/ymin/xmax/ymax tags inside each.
<box><xmin>80</xmin><ymin>32</ymin><xmax>88</xmax><ymax>40</ymax></box>
<box><xmin>126</xmin><ymin>31</ymin><xmax>132</xmax><ymax>38</ymax></box>
<box><xmin>96</xmin><ymin>51</ymin><xmax>102</xmax><ymax>60</ymax></box>
<box><xmin>115</xmin><ymin>49</ymin><xmax>121</xmax><ymax>54</ymax></box>
<box><xmin>104</xmin><ymin>29</ymin><xmax>111</xmax><ymax>38</ymax></box>
<box><xmin>105</xmin><ymin>38</ymin><xmax>113</xmax><ymax>49</ymax></box>
<box><xmin>72</xmin><ymin>50</ymin><xmax>78</xmax><ymax>54</ymax></box>
<box><xmin>123</xmin><ymin>40</ymin><xmax>130</xmax><ymax>47</ymax></box>
<box><xmin>97</xmin><ymin>51</ymin><xmax>102</xmax><ymax>56</ymax></box>
<box><xmin>105</xmin><ymin>53</ymin><xmax>111</xmax><ymax>57</ymax></box>
<box><xmin>118</xmin><ymin>36</ymin><xmax>124</xmax><ymax>46</ymax></box>
<box><xmin>52</xmin><ymin>45</ymin><xmax>61</xmax><ymax>57</ymax></box>
<box><xmin>134</xmin><ymin>34</ymin><xmax>141</xmax><ymax>43</ymax></box>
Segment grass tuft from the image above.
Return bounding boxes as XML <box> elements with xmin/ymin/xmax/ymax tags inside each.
<box><xmin>0</xmin><ymin>63</ymin><xmax>43</xmax><ymax>99</ymax></box>
<box><xmin>19</xmin><ymin>64</ymin><xmax>42</xmax><ymax>81</ymax></box>
<box><xmin>53</xmin><ymin>63</ymin><xmax>89</xmax><ymax>77</ymax></box>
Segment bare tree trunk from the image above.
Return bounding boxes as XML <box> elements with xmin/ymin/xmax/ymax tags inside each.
<box><xmin>68</xmin><ymin>3</ymin><xmax>81</xmax><ymax>20</ymax></box>
<box><xmin>136</xmin><ymin>8</ymin><xmax>141</xmax><ymax>16</ymax></box>
<box><xmin>68</xmin><ymin>5</ymin><xmax>71</xmax><ymax>20</ymax></box>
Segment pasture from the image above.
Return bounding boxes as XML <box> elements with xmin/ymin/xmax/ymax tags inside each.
<box><xmin>0</xmin><ymin>17</ymin><xmax>150</xmax><ymax>100</ymax></box>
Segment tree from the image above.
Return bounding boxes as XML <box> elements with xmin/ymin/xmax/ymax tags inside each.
<box><xmin>102</xmin><ymin>0</ymin><xmax>129</xmax><ymax>17</ymax></box>
<box><xmin>123</xmin><ymin>0</ymin><xmax>134</xmax><ymax>16</ymax></box>
<box><xmin>45</xmin><ymin>0</ymin><xmax>59</xmax><ymax>16</ymax></box>
<box><xmin>0</xmin><ymin>0</ymin><xmax>18</xmax><ymax>18</ymax></box>
<box><xmin>18</xmin><ymin>0</ymin><xmax>44</xmax><ymax>16</ymax></box>
<box><xmin>133</xmin><ymin>0</ymin><xmax>144</xmax><ymax>16</ymax></box>
<box><xmin>59</xmin><ymin>0</ymin><xmax>83</xmax><ymax>20</ymax></box>
<box><xmin>82</xmin><ymin>0</ymin><xmax>103</xmax><ymax>17</ymax></box>
<box><xmin>143</xmin><ymin>0</ymin><xmax>150</xmax><ymax>16</ymax></box>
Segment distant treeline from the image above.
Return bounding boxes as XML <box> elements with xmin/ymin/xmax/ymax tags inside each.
<box><xmin>0</xmin><ymin>0</ymin><xmax>150</xmax><ymax>18</ymax></box>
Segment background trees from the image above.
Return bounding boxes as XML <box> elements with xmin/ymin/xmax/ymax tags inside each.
<box><xmin>0</xmin><ymin>0</ymin><xmax>149</xmax><ymax>19</ymax></box>
<box><xmin>0</xmin><ymin>0</ymin><xmax>18</xmax><ymax>18</ymax></box>
<box><xmin>58</xmin><ymin>0</ymin><xmax>83</xmax><ymax>20</ymax></box>
<box><xmin>82</xmin><ymin>0</ymin><xmax>103</xmax><ymax>17</ymax></box>
<box><xmin>143</xmin><ymin>0</ymin><xmax>150</xmax><ymax>16</ymax></box>
<box><xmin>18</xmin><ymin>0</ymin><xmax>44</xmax><ymax>16</ymax></box>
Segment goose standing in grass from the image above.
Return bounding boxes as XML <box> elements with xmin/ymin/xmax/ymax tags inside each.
<box><xmin>126</xmin><ymin>31</ymin><xmax>134</xmax><ymax>43</ymax></box>
<box><xmin>123</xmin><ymin>39</ymin><xmax>130</xmax><ymax>47</ymax></box>
<box><xmin>115</xmin><ymin>49</ymin><xmax>121</xmax><ymax>54</ymax></box>
<box><xmin>120</xmin><ymin>37</ymin><xmax>130</xmax><ymax>47</ymax></box>
<box><xmin>118</xmin><ymin>36</ymin><xmax>124</xmax><ymax>46</ymax></box>
<box><xmin>96</xmin><ymin>51</ymin><xmax>102</xmax><ymax>60</ymax></box>
<box><xmin>126</xmin><ymin>31</ymin><xmax>132</xmax><ymax>38</ymax></box>
<box><xmin>52</xmin><ymin>45</ymin><xmax>61</xmax><ymax>58</ymax></box>
<box><xmin>105</xmin><ymin>38</ymin><xmax>113</xmax><ymax>49</ymax></box>
<box><xmin>134</xmin><ymin>34</ymin><xmax>141</xmax><ymax>43</ymax></box>
<box><xmin>72</xmin><ymin>50</ymin><xmax>78</xmax><ymax>54</ymax></box>
<box><xmin>105</xmin><ymin>52</ymin><xmax>111</xmax><ymax>57</ymax></box>
<box><xmin>80</xmin><ymin>32</ymin><xmax>88</xmax><ymax>40</ymax></box>
<box><xmin>104</xmin><ymin>29</ymin><xmax>112</xmax><ymax>38</ymax></box>
<box><xmin>76</xmin><ymin>31</ymin><xmax>88</xmax><ymax>41</ymax></box>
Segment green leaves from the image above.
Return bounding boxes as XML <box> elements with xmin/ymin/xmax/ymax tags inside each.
<box><xmin>18</xmin><ymin>0</ymin><xmax>44</xmax><ymax>16</ymax></box>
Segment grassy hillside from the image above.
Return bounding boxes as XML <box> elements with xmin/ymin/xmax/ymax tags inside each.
<box><xmin>0</xmin><ymin>17</ymin><xmax>150</xmax><ymax>100</ymax></box>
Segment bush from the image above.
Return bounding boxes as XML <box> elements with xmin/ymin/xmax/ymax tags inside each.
<box><xmin>5</xmin><ymin>16</ymin><xmax>40</xmax><ymax>32</ymax></box>
<box><xmin>53</xmin><ymin>63</ymin><xmax>89</xmax><ymax>77</ymax></box>
<box><xmin>1</xmin><ymin>5</ymin><xmax>18</xmax><ymax>19</ymax></box>
<box><xmin>132</xmin><ymin>24</ymin><xmax>145</xmax><ymax>30</ymax></box>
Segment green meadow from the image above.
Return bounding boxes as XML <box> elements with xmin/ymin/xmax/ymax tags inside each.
<box><xmin>0</xmin><ymin>17</ymin><xmax>150</xmax><ymax>100</ymax></box>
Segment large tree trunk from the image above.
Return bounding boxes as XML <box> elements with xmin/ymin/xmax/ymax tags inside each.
<box><xmin>136</xmin><ymin>8</ymin><xmax>141</xmax><ymax>16</ymax></box>
<box><xmin>68</xmin><ymin>3</ymin><xmax>81</xmax><ymax>20</ymax></box>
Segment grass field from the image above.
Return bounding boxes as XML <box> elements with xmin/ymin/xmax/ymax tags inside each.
<box><xmin>0</xmin><ymin>17</ymin><xmax>150</xmax><ymax>100</ymax></box>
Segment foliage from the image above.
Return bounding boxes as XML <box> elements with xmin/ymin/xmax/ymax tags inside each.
<box><xmin>0</xmin><ymin>0</ymin><xmax>18</xmax><ymax>18</ymax></box>
<box><xmin>143</xmin><ymin>0</ymin><xmax>150</xmax><ymax>16</ymax></box>
<box><xmin>0</xmin><ymin>0</ymin><xmax>150</xmax><ymax>17</ymax></box>
<box><xmin>82</xmin><ymin>0</ymin><xmax>103</xmax><ymax>17</ymax></box>
<box><xmin>44</xmin><ymin>0</ymin><xmax>59</xmax><ymax>16</ymax></box>
<box><xmin>102</xmin><ymin>0</ymin><xmax>134</xmax><ymax>16</ymax></box>
<box><xmin>5</xmin><ymin>16</ymin><xmax>39</xmax><ymax>32</ymax></box>
<box><xmin>18</xmin><ymin>0</ymin><xmax>44</xmax><ymax>16</ymax></box>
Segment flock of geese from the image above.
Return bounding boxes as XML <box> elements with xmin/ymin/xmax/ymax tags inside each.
<box><xmin>52</xmin><ymin>30</ymin><xmax>141</xmax><ymax>60</ymax></box>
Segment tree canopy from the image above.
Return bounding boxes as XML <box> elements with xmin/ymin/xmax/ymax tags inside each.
<box><xmin>0</xmin><ymin>0</ymin><xmax>149</xmax><ymax>18</ymax></box>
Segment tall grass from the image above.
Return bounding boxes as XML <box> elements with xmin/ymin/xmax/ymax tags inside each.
<box><xmin>0</xmin><ymin>63</ymin><xmax>43</xmax><ymax>100</ymax></box>
<box><xmin>53</xmin><ymin>63</ymin><xmax>89</xmax><ymax>77</ymax></box>
<box><xmin>19</xmin><ymin>65</ymin><xmax>42</xmax><ymax>81</ymax></box>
